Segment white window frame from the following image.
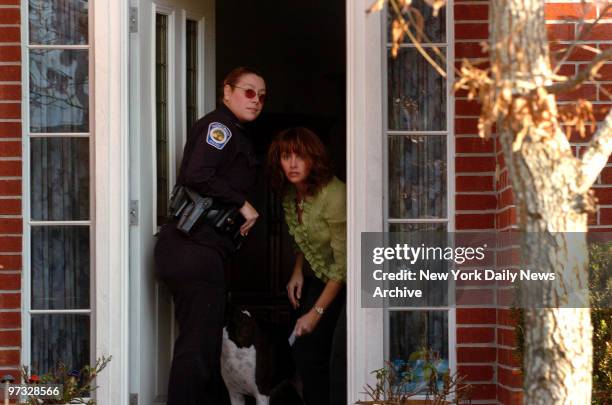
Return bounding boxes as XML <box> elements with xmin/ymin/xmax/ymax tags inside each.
<box><xmin>20</xmin><ymin>0</ymin><xmax>95</xmax><ymax>382</ymax></box>
<box><xmin>347</xmin><ymin>1</ymin><xmax>456</xmax><ymax>403</ymax></box>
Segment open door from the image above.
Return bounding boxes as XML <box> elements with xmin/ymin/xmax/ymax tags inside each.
<box><xmin>128</xmin><ymin>0</ymin><xmax>215</xmax><ymax>403</ymax></box>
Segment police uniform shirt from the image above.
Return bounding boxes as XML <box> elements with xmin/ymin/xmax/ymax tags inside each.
<box><xmin>176</xmin><ymin>103</ymin><xmax>257</xmax><ymax>250</ymax></box>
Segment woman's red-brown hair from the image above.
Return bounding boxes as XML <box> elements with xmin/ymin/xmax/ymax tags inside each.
<box><xmin>267</xmin><ymin>127</ymin><xmax>334</xmax><ymax>196</ymax></box>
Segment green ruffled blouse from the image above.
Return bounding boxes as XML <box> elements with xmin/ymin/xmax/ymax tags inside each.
<box><xmin>282</xmin><ymin>176</ymin><xmax>347</xmax><ymax>283</ymax></box>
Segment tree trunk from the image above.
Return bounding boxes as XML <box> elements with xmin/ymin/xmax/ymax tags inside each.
<box><xmin>490</xmin><ymin>0</ymin><xmax>593</xmax><ymax>403</ymax></box>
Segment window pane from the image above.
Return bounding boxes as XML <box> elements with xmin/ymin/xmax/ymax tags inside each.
<box><xmin>31</xmin><ymin>226</ymin><xmax>90</xmax><ymax>310</ymax></box>
<box><xmin>388</xmin><ymin>311</ymin><xmax>449</xmax><ymax>393</ymax></box>
<box><xmin>388</xmin><ymin>136</ymin><xmax>447</xmax><ymax>218</ymax></box>
<box><xmin>186</xmin><ymin>20</ymin><xmax>198</xmax><ymax>130</ymax></box>
<box><xmin>388</xmin><ymin>48</ymin><xmax>447</xmax><ymax>131</ymax></box>
<box><xmin>31</xmin><ymin>138</ymin><xmax>89</xmax><ymax>221</ymax></box>
<box><xmin>30</xmin><ymin>49</ymin><xmax>89</xmax><ymax>133</ymax></box>
<box><xmin>29</xmin><ymin>0</ymin><xmax>88</xmax><ymax>45</ymax></box>
<box><xmin>156</xmin><ymin>14</ymin><xmax>169</xmax><ymax>226</ymax></box>
<box><xmin>31</xmin><ymin>314</ymin><xmax>90</xmax><ymax>374</ymax></box>
<box><xmin>386</xmin><ymin>0</ymin><xmax>446</xmax><ymax>44</ymax></box>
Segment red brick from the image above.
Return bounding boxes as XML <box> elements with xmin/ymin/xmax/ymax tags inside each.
<box><xmin>547</xmin><ymin>23</ymin><xmax>575</xmax><ymax>41</ymax></box>
<box><xmin>456</xmin><ymin>99</ymin><xmax>482</xmax><ymax>116</ymax></box>
<box><xmin>456</xmin><ymin>156</ymin><xmax>495</xmax><ymax>172</ymax></box>
<box><xmin>556</xmin><ymin>64</ymin><xmax>576</xmax><ymax>77</ymax></box>
<box><xmin>498</xmin><ymin>327</ymin><xmax>518</xmax><ymax>347</ymax></box>
<box><xmin>594</xmin><ymin>63</ymin><xmax>612</xmax><ymax>80</ymax></box>
<box><xmin>0</xmin><ymin>141</ymin><xmax>20</xmax><ymax>157</ymax></box>
<box><xmin>455</xmin><ymin>42</ymin><xmax>487</xmax><ymax>59</ymax></box>
<box><xmin>0</xmin><ymin>122</ymin><xmax>20</xmax><ymax>137</ymax></box>
<box><xmin>498</xmin><ymin>366</ymin><xmax>523</xmax><ymax>388</ymax></box>
<box><xmin>557</xmin><ymin>84</ymin><xmax>597</xmax><ymax>101</ymax></box>
<box><xmin>457</xmin><ymin>346</ymin><xmax>496</xmax><ymax>363</ymax></box>
<box><xmin>457</xmin><ymin>308</ymin><xmax>496</xmax><ymax>324</ymax></box>
<box><xmin>0</xmin><ymin>160</ymin><xmax>19</xmax><ymax>176</ymax></box>
<box><xmin>498</xmin><ymin>386</ymin><xmax>523</xmax><ymax>405</ymax></box>
<box><xmin>0</xmin><ymin>46</ymin><xmax>20</xmax><ymax>62</ymax></box>
<box><xmin>545</xmin><ymin>3</ymin><xmax>597</xmax><ymax>20</ymax></box>
<box><xmin>0</xmin><ymin>9</ymin><xmax>19</xmax><ymax>25</ymax></box>
<box><xmin>0</xmin><ymin>349</ymin><xmax>19</xmax><ymax>365</ymax></box>
<box><xmin>583</xmin><ymin>24</ymin><xmax>612</xmax><ymax>41</ymax></box>
<box><xmin>496</xmin><ymin>249</ymin><xmax>521</xmax><ymax>268</ymax></box>
<box><xmin>0</xmin><ymin>0</ymin><xmax>20</xmax><ymax>4</ymax></box>
<box><xmin>0</xmin><ymin>311</ymin><xmax>19</xmax><ymax>328</ymax></box>
<box><xmin>455</xmin><ymin>118</ymin><xmax>478</xmax><ymax>134</ymax></box>
<box><xmin>0</xmin><ymin>84</ymin><xmax>19</xmax><ymax>100</ymax></box>
<box><xmin>595</xmin><ymin>188</ymin><xmax>612</xmax><ymax>204</ymax></box>
<box><xmin>0</xmin><ymin>65</ymin><xmax>20</xmax><ymax>82</ymax></box>
<box><xmin>0</xmin><ymin>199</ymin><xmax>20</xmax><ymax>215</ymax></box>
<box><xmin>456</xmin><ymin>213</ymin><xmax>495</xmax><ymax>229</ymax></box>
<box><xmin>457</xmin><ymin>327</ymin><xmax>495</xmax><ymax>344</ymax></box>
<box><xmin>599</xmin><ymin>84</ymin><xmax>612</xmax><ymax>101</ymax></box>
<box><xmin>0</xmin><ymin>293</ymin><xmax>19</xmax><ymax>308</ymax></box>
<box><xmin>498</xmin><ymin>347</ymin><xmax>521</xmax><ymax>368</ymax></box>
<box><xmin>0</xmin><ymin>180</ymin><xmax>20</xmax><ymax>195</ymax></box>
<box><xmin>454</xmin><ymin>4</ymin><xmax>488</xmax><ymax>20</ymax></box>
<box><xmin>0</xmin><ymin>330</ymin><xmax>20</xmax><ymax>346</ymax></box>
<box><xmin>497</xmin><ymin>309</ymin><xmax>518</xmax><ymax>327</ymax></box>
<box><xmin>550</xmin><ymin>43</ymin><xmax>598</xmax><ymax>62</ymax></box>
<box><xmin>456</xmin><ymin>175</ymin><xmax>494</xmax><ymax>192</ymax></box>
<box><xmin>0</xmin><ymin>255</ymin><xmax>20</xmax><ymax>270</ymax></box>
<box><xmin>0</xmin><ymin>273</ymin><xmax>19</xmax><ymax>289</ymax></box>
<box><xmin>456</xmin><ymin>23</ymin><xmax>489</xmax><ymax>40</ymax></box>
<box><xmin>0</xmin><ymin>102</ymin><xmax>19</xmax><ymax>119</ymax></box>
<box><xmin>594</xmin><ymin>104</ymin><xmax>612</xmax><ymax>121</ymax></box>
<box><xmin>0</xmin><ymin>26</ymin><xmax>19</xmax><ymax>43</ymax></box>
<box><xmin>600</xmin><ymin>208</ymin><xmax>612</xmax><ymax>225</ymax></box>
<box><xmin>466</xmin><ymin>383</ymin><xmax>497</xmax><ymax>400</ymax></box>
<box><xmin>457</xmin><ymin>289</ymin><xmax>494</xmax><ymax>305</ymax></box>
<box><xmin>458</xmin><ymin>365</ymin><xmax>494</xmax><ymax>381</ymax></box>
<box><xmin>0</xmin><ymin>236</ymin><xmax>20</xmax><ymax>252</ymax></box>
<box><xmin>0</xmin><ymin>218</ymin><xmax>21</xmax><ymax>233</ymax></box>
<box><xmin>456</xmin><ymin>137</ymin><xmax>493</xmax><ymax>153</ymax></box>
<box><xmin>456</xmin><ymin>194</ymin><xmax>496</xmax><ymax>210</ymax></box>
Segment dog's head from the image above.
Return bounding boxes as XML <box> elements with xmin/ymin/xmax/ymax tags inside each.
<box><xmin>225</xmin><ymin>304</ymin><xmax>258</xmax><ymax>348</ymax></box>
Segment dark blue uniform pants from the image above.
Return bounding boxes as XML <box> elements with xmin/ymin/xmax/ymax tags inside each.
<box><xmin>154</xmin><ymin>224</ymin><xmax>226</xmax><ymax>405</ymax></box>
<box><xmin>292</xmin><ymin>276</ymin><xmax>346</xmax><ymax>405</ymax></box>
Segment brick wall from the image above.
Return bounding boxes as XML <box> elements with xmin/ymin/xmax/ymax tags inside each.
<box><xmin>0</xmin><ymin>0</ymin><xmax>21</xmax><ymax>385</ymax></box>
<box><xmin>455</xmin><ymin>1</ymin><xmax>612</xmax><ymax>404</ymax></box>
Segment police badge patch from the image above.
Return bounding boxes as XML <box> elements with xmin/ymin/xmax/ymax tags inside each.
<box><xmin>206</xmin><ymin>122</ymin><xmax>232</xmax><ymax>150</ymax></box>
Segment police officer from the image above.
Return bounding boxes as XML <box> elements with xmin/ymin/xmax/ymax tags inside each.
<box><xmin>154</xmin><ymin>67</ymin><xmax>265</xmax><ymax>405</ymax></box>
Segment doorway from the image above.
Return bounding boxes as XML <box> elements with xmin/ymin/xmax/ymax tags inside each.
<box><xmin>216</xmin><ymin>0</ymin><xmax>347</xmax><ymax>328</ymax></box>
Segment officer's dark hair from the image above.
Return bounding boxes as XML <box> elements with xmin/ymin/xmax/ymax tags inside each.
<box><xmin>267</xmin><ymin>127</ymin><xmax>334</xmax><ymax>197</ymax></box>
<box><xmin>223</xmin><ymin>66</ymin><xmax>264</xmax><ymax>88</ymax></box>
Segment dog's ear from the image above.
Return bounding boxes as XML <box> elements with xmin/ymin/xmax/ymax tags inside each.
<box><xmin>227</xmin><ymin>307</ymin><xmax>257</xmax><ymax>348</ymax></box>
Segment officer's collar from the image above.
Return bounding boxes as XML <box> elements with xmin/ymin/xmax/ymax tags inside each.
<box><xmin>219</xmin><ymin>103</ymin><xmax>246</xmax><ymax>131</ymax></box>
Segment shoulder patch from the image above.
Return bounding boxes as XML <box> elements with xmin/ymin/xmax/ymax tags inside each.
<box><xmin>206</xmin><ymin>122</ymin><xmax>232</xmax><ymax>150</ymax></box>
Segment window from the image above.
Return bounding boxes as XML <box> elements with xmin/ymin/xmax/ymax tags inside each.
<box><xmin>25</xmin><ymin>0</ymin><xmax>92</xmax><ymax>374</ymax></box>
<box><xmin>383</xmin><ymin>0</ymin><xmax>453</xmax><ymax>393</ymax></box>
<box><xmin>156</xmin><ymin>13</ymin><xmax>169</xmax><ymax>227</ymax></box>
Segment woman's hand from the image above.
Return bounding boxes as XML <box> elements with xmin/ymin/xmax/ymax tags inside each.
<box><xmin>294</xmin><ymin>310</ymin><xmax>321</xmax><ymax>337</ymax></box>
<box><xmin>286</xmin><ymin>267</ymin><xmax>304</xmax><ymax>309</ymax></box>
<box><xmin>239</xmin><ymin>200</ymin><xmax>259</xmax><ymax>235</ymax></box>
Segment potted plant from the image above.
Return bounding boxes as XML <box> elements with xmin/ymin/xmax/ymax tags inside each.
<box><xmin>20</xmin><ymin>356</ymin><xmax>111</xmax><ymax>405</ymax></box>
<box><xmin>355</xmin><ymin>349</ymin><xmax>471</xmax><ymax>405</ymax></box>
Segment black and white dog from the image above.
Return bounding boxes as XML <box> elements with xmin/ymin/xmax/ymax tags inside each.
<box><xmin>221</xmin><ymin>305</ymin><xmax>303</xmax><ymax>405</ymax></box>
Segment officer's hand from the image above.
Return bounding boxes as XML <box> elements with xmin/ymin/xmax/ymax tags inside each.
<box><xmin>286</xmin><ymin>267</ymin><xmax>304</xmax><ymax>309</ymax></box>
<box><xmin>239</xmin><ymin>201</ymin><xmax>259</xmax><ymax>236</ymax></box>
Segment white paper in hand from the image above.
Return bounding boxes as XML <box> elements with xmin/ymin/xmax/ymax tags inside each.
<box><xmin>288</xmin><ymin>329</ymin><xmax>297</xmax><ymax>346</ymax></box>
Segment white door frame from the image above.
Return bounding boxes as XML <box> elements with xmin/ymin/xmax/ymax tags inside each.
<box><xmin>346</xmin><ymin>1</ymin><xmax>385</xmax><ymax>403</ymax></box>
<box><xmin>92</xmin><ymin>0</ymin><xmax>385</xmax><ymax>402</ymax></box>
<box><xmin>92</xmin><ymin>0</ymin><xmax>130</xmax><ymax>403</ymax></box>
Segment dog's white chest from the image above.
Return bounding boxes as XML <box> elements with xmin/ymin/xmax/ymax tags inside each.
<box><xmin>221</xmin><ymin>327</ymin><xmax>260</xmax><ymax>396</ymax></box>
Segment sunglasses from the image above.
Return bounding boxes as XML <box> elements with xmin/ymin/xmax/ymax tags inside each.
<box><xmin>232</xmin><ymin>85</ymin><xmax>266</xmax><ymax>103</ymax></box>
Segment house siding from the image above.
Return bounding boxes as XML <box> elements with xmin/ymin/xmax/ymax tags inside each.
<box><xmin>0</xmin><ymin>0</ymin><xmax>21</xmax><ymax>385</ymax></box>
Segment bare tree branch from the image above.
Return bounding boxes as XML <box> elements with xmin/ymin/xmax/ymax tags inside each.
<box><xmin>578</xmin><ymin>108</ymin><xmax>612</xmax><ymax>193</ymax></box>
<box><xmin>545</xmin><ymin>47</ymin><xmax>612</xmax><ymax>94</ymax></box>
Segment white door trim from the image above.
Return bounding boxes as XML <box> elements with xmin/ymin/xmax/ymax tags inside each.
<box><xmin>346</xmin><ymin>1</ymin><xmax>385</xmax><ymax>403</ymax></box>
<box><xmin>93</xmin><ymin>0</ymin><xmax>130</xmax><ymax>403</ymax></box>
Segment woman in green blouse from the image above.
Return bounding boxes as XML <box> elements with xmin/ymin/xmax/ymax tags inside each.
<box><xmin>267</xmin><ymin>127</ymin><xmax>346</xmax><ymax>405</ymax></box>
